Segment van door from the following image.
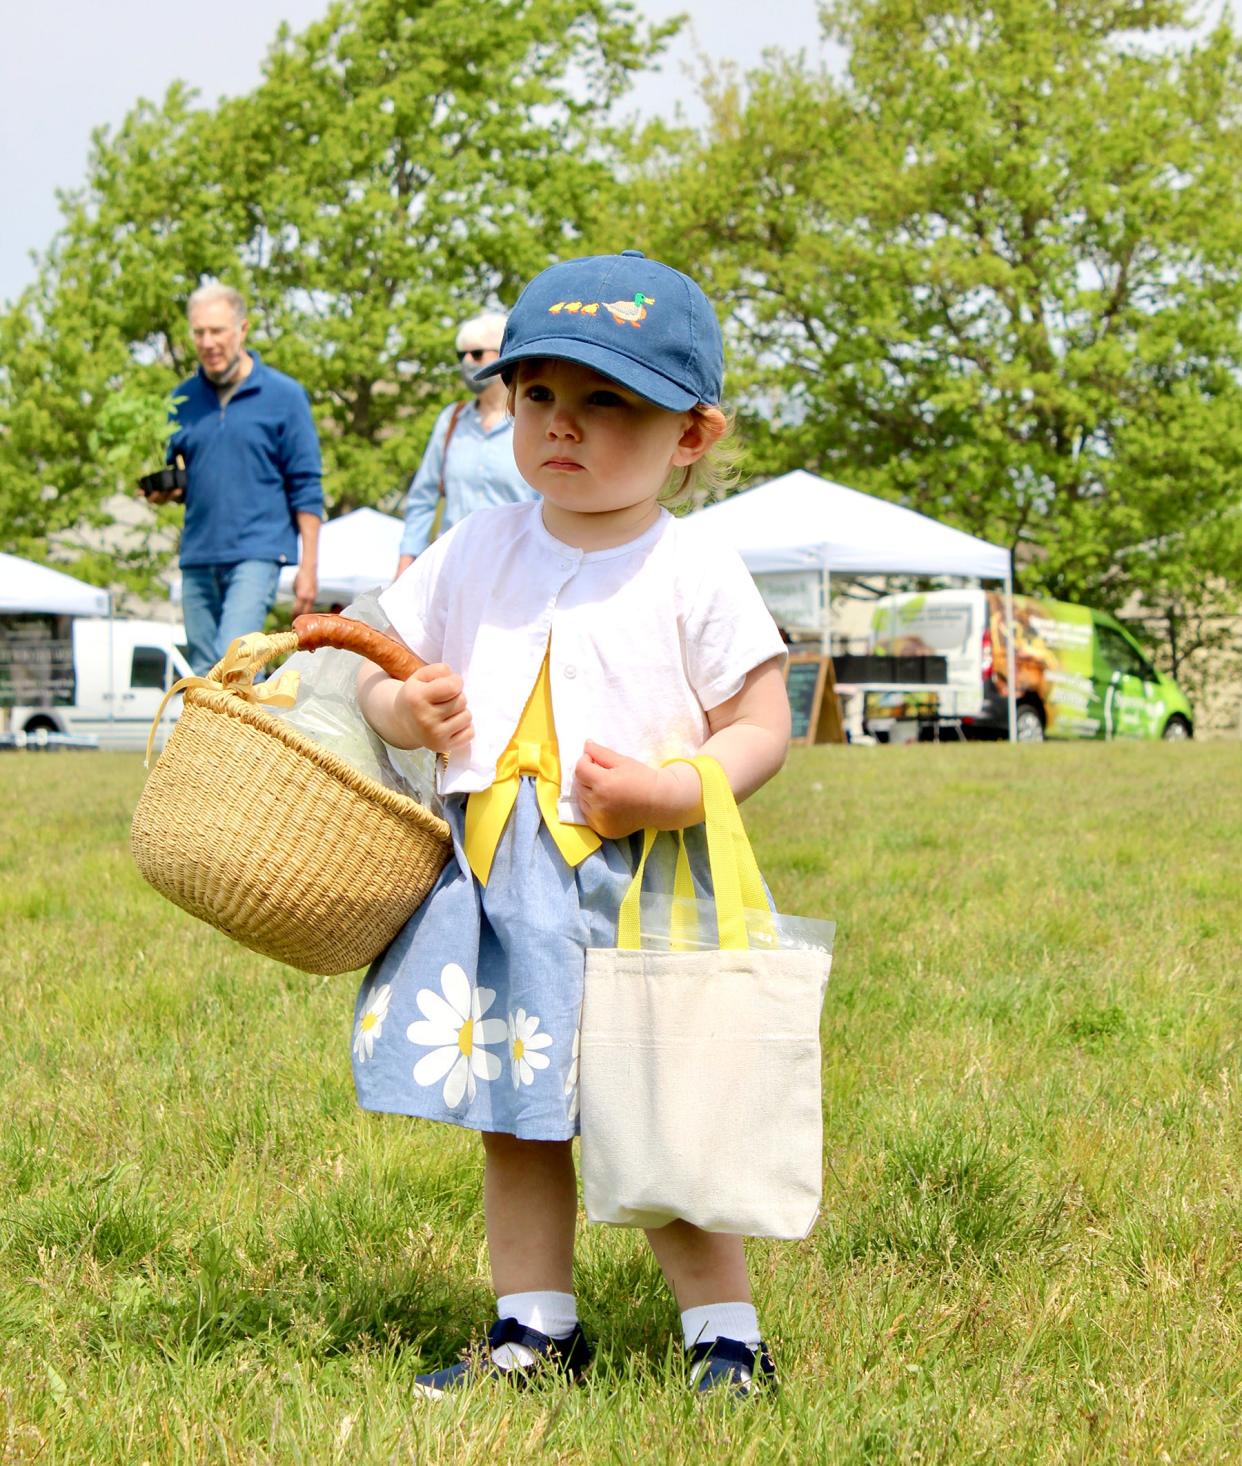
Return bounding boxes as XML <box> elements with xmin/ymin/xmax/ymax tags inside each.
<box><xmin>1092</xmin><ymin>621</ymin><xmax>1163</xmax><ymax>739</ymax></box>
<box><xmin>117</xmin><ymin>641</ymin><xmax>182</xmax><ymax>733</ymax></box>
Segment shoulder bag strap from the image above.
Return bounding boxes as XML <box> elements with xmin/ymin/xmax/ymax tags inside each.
<box><xmin>438</xmin><ymin>400</ymin><xmax>469</xmax><ymax>500</ymax></box>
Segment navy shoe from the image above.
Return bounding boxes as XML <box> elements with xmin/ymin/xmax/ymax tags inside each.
<box><xmin>687</xmin><ymin>1337</ymin><xmax>778</xmax><ymax>1397</ymax></box>
<box><xmin>411</xmin><ymin>1316</ymin><xmax>592</xmax><ymax>1398</ymax></box>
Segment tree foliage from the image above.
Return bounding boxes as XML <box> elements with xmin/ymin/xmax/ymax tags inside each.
<box><xmin>0</xmin><ymin>0</ymin><xmax>669</xmax><ymax>569</ymax></box>
<box><xmin>634</xmin><ymin>0</ymin><xmax>1242</xmax><ymax>657</ymax></box>
<box><xmin>3</xmin><ymin>0</ymin><xmax>1240</xmax><ymax>679</ymax></box>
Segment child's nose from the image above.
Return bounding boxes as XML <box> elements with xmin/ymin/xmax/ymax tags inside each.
<box><xmin>547</xmin><ymin>405</ymin><xmax>581</xmax><ymax>438</ymax></box>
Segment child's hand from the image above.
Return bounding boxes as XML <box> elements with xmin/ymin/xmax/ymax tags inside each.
<box><xmin>395</xmin><ymin>663</ymin><xmax>473</xmax><ymax>752</ymax></box>
<box><xmin>574</xmin><ymin>741</ymin><xmax>700</xmax><ymax>839</ymax></box>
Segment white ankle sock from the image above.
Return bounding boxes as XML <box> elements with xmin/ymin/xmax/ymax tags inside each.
<box><xmin>680</xmin><ymin>1301</ymin><xmax>762</xmax><ymax>1352</ymax></box>
<box><xmin>493</xmin><ymin>1290</ymin><xmax>579</xmax><ymax>1369</ymax></box>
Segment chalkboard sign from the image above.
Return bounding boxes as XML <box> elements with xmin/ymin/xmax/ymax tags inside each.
<box><xmin>783</xmin><ymin>655</ymin><xmax>845</xmax><ymax>745</ymax></box>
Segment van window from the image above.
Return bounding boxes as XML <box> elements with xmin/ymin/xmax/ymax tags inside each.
<box><xmin>1096</xmin><ymin>625</ymin><xmax>1152</xmax><ymax>681</ymax></box>
<box><xmin>874</xmin><ymin>602</ymin><xmax>973</xmax><ymax>654</ymax></box>
<box><xmin>131</xmin><ymin>646</ymin><xmax>170</xmax><ymax>690</ymax></box>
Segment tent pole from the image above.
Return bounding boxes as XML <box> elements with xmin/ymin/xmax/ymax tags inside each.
<box><xmin>1004</xmin><ymin>571</ymin><xmax>1017</xmax><ymax>741</ymax></box>
<box><xmin>822</xmin><ymin>567</ymin><xmax>832</xmax><ymax>655</ymax></box>
<box><xmin>107</xmin><ymin>591</ymin><xmax>115</xmax><ymax>728</ymax></box>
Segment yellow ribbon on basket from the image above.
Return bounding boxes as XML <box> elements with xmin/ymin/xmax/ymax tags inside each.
<box><xmin>464</xmin><ymin>653</ymin><xmax>600</xmax><ymax>885</ymax></box>
<box><xmin>143</xmin><ymin>633</ymin><xmax>302</xmax><ymax>768</ymax></box>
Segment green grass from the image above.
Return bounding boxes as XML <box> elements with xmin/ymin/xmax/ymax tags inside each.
<box><xmin>1</xmin><ymin>743</ymin><xmax>1239</xmax><ymax>1462</ymax></box>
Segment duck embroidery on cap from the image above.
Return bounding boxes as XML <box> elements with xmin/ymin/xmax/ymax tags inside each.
<box><xmin>547</xmin><ymin>292</ymin><xmax>654</xmax><ymax>328</ymax></box>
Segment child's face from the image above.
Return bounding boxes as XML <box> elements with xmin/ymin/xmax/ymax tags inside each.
<box><xmin>511</xmin><ymin>359</ymin><xmax>706</xmax><ymax>540</ymax></box>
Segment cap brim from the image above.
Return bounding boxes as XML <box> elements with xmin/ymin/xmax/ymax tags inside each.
<box><xmin>474</xmin><ymin>336</ymin><xmax>699</xmax><ymax>412</ymax></box>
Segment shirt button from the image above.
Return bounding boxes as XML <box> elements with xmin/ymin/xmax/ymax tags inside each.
<box><xmin>563</xmin><ymin>665</ymin><xmax>577</xmax><ymax>679</ymax></box>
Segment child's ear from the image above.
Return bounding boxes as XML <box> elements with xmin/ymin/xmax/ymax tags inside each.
<box><xmin>671</xmin><ymin>407</ymin><xmax>726</xmax><ymax>466</ymax></box>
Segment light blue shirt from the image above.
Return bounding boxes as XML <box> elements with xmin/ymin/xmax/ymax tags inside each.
<box><xmin>399</xmin><ymin>400</ymin><xmax>537</xmax><ymax>557</ymax></box>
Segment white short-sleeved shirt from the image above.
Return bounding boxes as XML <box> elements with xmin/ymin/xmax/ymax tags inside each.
<box><xmin>379</xmin><ymin>501</ymin><xmax>786</xmax><ymax>825</ymax></box>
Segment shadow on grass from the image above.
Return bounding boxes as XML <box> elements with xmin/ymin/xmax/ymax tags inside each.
<box><xmin>1</xmin><ymin>1164</ymin><xmax>489</xmax><ymax>1370</ymax></box>
<box><xmin>169</xmin><ymin>1231</ymin><xmax>480</xmax><ymax>1362</ymax></box>
<box><xmin>78</xmin><ymin>1227</ymin><xmax>488</xmax><ymax>1368</ymax></box>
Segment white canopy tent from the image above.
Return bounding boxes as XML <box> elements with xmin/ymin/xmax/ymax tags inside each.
<box><xmin>0</xmin><ymin>553</ymin><xmax>111</xmax><ymax>617</ymax></box>
<box><xmin>1</xmin><ymin>555</ymin><xmax>113</xmax><ymax>735</ymax></box>
<box><xmin>688</xmin><ymin>470</ymin><xmax>1017</xmax><ymax>738</ymax></box>
<box><xmin>275</xmin><ymin>508</ymin><xmax>404</xmax><ymax>606</ymax></box>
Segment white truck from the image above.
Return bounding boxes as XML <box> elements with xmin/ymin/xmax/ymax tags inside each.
<box><xmin>4</xmin><ymin>618</ymin><xmax>193</xmax><ymax>752</ymax></box>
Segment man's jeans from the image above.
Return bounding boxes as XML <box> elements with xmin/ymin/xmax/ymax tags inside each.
<box><xmin>181</xmin><ymin>560</ymin><xmax>281</xmax><ymax>676</ymax></box>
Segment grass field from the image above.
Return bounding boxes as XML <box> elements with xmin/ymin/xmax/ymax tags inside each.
<box><xmin>1</xmin><ymin>743</ymin><xmax>1239</xmax><ymax>1463</ymax></box>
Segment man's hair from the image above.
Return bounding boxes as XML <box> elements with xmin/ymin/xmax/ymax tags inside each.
<box><xmin>456</xmin><ymin>311</ymin><xmax>508</xmax><ymax>353</ymax></box>
<box><xmin>187</xmin><ymin>283</ymin><xmax>247</xmax><ymax>324</ymax></box>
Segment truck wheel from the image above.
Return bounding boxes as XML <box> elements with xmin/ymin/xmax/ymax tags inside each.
<box><xmin>1015</xmin><ymin>703</ymin><xmax>1045</xmax><ymax>742</ymax></box>
<box><xmin>22</xmin><ymin>716</ymin><xmax>58</xmax><ymax>735</ymax></box>
<box><xmin>1161</xmin><ymin>715</ymin><xmax>1192</xmax><ymax>741</ymax></box>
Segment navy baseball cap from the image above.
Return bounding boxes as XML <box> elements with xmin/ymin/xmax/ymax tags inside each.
<box><xmin>475</xmin><ymin>250</ymin><xmax>724</xmax><ymax>411</ymax></box>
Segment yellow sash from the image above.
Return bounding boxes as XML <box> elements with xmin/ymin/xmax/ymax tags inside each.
<box><xmin>463</xmin><ymin>653</ymin><xmax>601</xmax><ymax>885</ymax></box>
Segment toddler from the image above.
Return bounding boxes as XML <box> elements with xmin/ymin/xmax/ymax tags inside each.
<box><xmin>354</xmin><ymin>250</ymin><xmax>790</xmax><ymax>1395</ymax></box>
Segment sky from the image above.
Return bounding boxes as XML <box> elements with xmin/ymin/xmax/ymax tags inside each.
<box><xmin>0</xmin><ymin>0</ymin><xmax>836</xmax><ymax>308</ymax></box>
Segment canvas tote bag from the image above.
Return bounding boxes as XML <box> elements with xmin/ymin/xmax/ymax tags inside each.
<box><xmin>579</xmin><ymin>755</ymin><xmax>831</xmax><ymax>1239</ymax></box>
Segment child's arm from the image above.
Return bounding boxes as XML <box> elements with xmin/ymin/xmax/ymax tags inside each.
<box><xmin>573</xmin><ymin>655</ymin><xmax>789</xmax><ymax>839</ymax></box>
<box><xmin>356</xmin><ymin>657</ymin><xmax>474</xmax><ymax>752</ymax></box>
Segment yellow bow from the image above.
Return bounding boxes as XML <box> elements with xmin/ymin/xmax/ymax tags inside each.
<box><xmin>464</xmin><ymin>735</ymin><xmax>601</xmax><ymax>885</ymax></box>
<box><xmin>144</xmin><ymin>632</ymin><xmax>301</xmax><ymax>767</ymax></box>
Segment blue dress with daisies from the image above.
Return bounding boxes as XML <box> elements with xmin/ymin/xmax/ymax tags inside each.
<box><xmin>351</xmin><ymin>781</ymin><xmax>712</xmax><ymax>1141</ymax></box>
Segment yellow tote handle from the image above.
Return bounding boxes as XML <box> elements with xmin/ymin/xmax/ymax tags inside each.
<box><xmin>616</xmin><ymin>755</ymin><xmax>771</xmax><ymax>953</ymax></box>
<box><xmin>616</xmin><ymin>825</ymin><xmax>696</xmax><ymax>951</ymax></box>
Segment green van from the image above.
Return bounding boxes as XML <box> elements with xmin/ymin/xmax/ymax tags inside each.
<box><xmin>864</xmin><ymin>589</ymin><xmax>1194</xmax><ymax>742</ymax></box>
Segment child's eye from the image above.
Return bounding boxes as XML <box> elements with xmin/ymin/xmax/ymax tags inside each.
<box><xmin>589</xmin><ymin>390</ymin><xmax>627</xmax><ymax>408</ymax></box>
<box><xmin>523</xmin><ymin>384</ymin><xmax>553</xmax><ymax>402</ymax></box>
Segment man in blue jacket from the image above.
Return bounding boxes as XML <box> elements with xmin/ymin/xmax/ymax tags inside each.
<box><xmin>161</xmin><ymin>284</ymin><xmax>323</xmax><ymax>674</ymax></box>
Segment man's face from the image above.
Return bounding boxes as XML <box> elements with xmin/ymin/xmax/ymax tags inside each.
<box><xmin>456</xmin><ymin>335</ymin><xmax>501</xmax><ymax>392</ymax></box>
<box><xmin>190</xmin><ymin>299</ymin><xmax>249</xmax><ymax>383</ymax></box>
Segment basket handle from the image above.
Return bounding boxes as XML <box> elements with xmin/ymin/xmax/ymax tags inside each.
<box><xmin>293</xmin><ymin>613</ymin><xmax>421</xmax><ymax>681</ymax></box>
<box><xmin>144</xmin><ymin>615</ymin><xmax>422</xmax><ymax>769</ymax></box>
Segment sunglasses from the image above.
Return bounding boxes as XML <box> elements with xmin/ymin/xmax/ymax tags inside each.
<box><xmin>456</xmin><ymin>347</ymin><xmax>493</xmax><ymax>362</ymax></box>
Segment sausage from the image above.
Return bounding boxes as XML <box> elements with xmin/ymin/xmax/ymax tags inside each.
<box><xmin>293</xmin><ymin>613</ymin><xmax>421</xmax><ymax>681</ymax></box>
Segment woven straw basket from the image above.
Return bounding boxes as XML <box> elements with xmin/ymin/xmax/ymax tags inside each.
<box><xmin>131</xmin><ymin>617</ymin><xmax>452</xmax><ymax>976</ymax></box>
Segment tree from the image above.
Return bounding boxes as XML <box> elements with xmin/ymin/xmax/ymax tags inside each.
<box><xmin>0</xmin><ymin>83</ymin><xmax>245</xmax><ymax>562</ymax></box>
<box><xmin>0</xmin><ymin>0</ymin><xmax>671</xmax><ymax>580</ymax></box>
<box><xmin>634</xmin><ymin>0</ymin><xmax>1242</xmax><ymax>655</ymax></box>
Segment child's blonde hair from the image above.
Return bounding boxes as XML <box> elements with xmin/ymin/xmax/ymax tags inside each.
<box><xmin>665</xmin><ymin>403</ymin><xmax>740</xmax><ymax>504</ymax></box>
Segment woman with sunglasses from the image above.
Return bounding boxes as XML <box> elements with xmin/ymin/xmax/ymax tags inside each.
<box><xmin>396</xmin><ymin>312</ymin><xmax>538</xmax><ymax>575</ymax></box>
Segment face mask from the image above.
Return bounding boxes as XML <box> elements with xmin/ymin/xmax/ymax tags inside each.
<box><xmin>459</xmin><ymin>359</ymin><xmax>490</xmax><ymax>394</ymax></box>
<box><xmin>206</xmin><ymin>351</ymin><xmax>245</xmax><ymax>386</ymax></box>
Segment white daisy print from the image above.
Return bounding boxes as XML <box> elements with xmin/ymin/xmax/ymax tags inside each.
<box><xmin>353</xmin><ymin>983</ymin><xmax>392</xmax><ymax>1063</ymax></box>
<box><xmin>407</xmin><ymin>962</ymin><xmax>506</xmax><ymax>1109</ymax></box>
<box><xmin>564</xmin><ymin>1024</ymin><xmax>581</xmax><ymax>1122</ymax></box>
<box><xmin>508</xmin><ymin>1009</ymin><xmax>553</xmax><ymax>1090</ymax></box>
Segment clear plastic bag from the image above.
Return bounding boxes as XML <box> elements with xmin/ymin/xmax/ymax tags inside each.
<box><xmin>268</xmin><ymin>590</ymin><xmax>440</xmax><ymax>811</ymax></box>
<box><xmin>617</xmin><ymin>892</ymin><xmax>835</xmax><ymax>957</ymax></box>
<box><xmin>581</xmin><ymin>828</ymin><xmax>835</xmax><ymax>958</ymax></box>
